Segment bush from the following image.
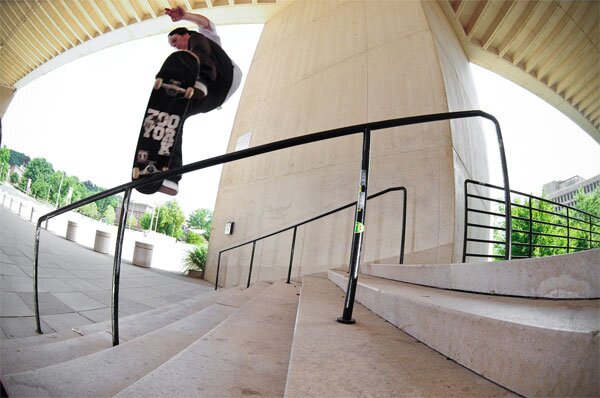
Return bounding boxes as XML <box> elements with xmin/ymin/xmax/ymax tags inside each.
<box><xmin>185</xmin><ymin>231</ymin><xmax>206</xmax><ymax>245</ymax></box>
<box><xmin>183</xmin><ymin>244</ymin><xmax>207</xmax><ymax>272</ymax></box>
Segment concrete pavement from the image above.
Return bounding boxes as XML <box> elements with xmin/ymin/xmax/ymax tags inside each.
<box><xmin>0</xmin><ymin>205</ymin><xmax>213</xmax><ymax>340</ymax></box>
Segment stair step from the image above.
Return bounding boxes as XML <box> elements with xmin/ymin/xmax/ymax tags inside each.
<box><xmin>0</xmin><ymin>283</ymin><xmax>270</xmax><ymax>397</ymax></box>
<box><xmin>363</xmin><ymin>248</ymin><xmax>599</xmax><ymax>298</ymax></box>
<box><xmin>0</xmin><ymin>285</ymin><xmax>240</xmax><ymax>374</ymax></box>
<box><xmin>1</xmin><ymin>285</ymin><xmax>237</xmax><ymax>351</ymax></box>
<box><xmin>115</xmin><ymin>280</ymin><xmax>300</xmax><ymax>398</ymax></box>
<box><xmin>285</xmin><ymin>274</ymin><xmax>513</xmax><ymax>397</ymax></box>
<box><xmin>328</xmin><ymin>270</ymin><xmax>600</xmax><ymax>397</ymax></box>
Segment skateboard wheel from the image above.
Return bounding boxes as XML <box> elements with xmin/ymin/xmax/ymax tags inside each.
<box><xmin>132</xmin><ymin>167</ymin><xmax>140</xmax><ymax>179</ymax></box>
<box><xmin>184</xmin><ymin>87</ymin><xmax>194</xmax><ymax>99</ymax></box>
<box><xmin>154</xmin><ymin>78</ymin><xmax>163</xmax><ymax>90</ymax></box>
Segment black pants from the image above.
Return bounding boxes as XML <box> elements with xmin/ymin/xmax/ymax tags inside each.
<box><xmin>168</xmin><ymin>81</ymin><xmax>232</xmax><ymax>183</ymax></box>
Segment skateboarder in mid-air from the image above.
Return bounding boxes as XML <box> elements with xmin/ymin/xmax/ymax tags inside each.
<box><xmin>140</xmin><ymin>6</ymin><xmax>242</xmax><ymax>195</ymax></box>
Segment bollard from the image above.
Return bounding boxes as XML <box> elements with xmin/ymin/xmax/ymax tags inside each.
<box><xmin>94</xmin><ymin>230</ymin><xmax>112</xmax><ymax>254</ymax></box>
<box><xmin>132</xmin><ymin>241</ymin><xmax>153</xmax><ymax>268</ymax></box>
<box><xmin>66</xmin><ymin>221</ymin><xmax>78</xmax><ymax>242</ymax></box>
<box><xmin>30</xmin><ymin>207</ymin><xmax>36</xmax><ymax>222</ymax></box>
<box><xmin>18</xmin><ymin>202</ymin><xmax>24</xmax><ymax>216</ymax></box>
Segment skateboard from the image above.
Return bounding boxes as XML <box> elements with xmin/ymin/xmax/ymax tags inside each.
<box><xmin>132</xmin><ymin>51</ymin><xmax>199</xmax><ymax>194</ymax></box>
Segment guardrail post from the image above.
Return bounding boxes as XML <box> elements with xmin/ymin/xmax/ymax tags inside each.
<box><xmin>33</xmin><ymin>221</ymin><xmax>43</xmax><ymax>334</ymax></box>
<box><xmin>528</xmin><ymin>199</ymin><xmax>533</xmax><ymax>257</ymax></box>
<box><xmin>112</xmin><ymin>187</ymin><xmax>132</xmax><ymax>346</ymax></box>
<box><xmin>338</xmin><ymin>128</ymin><xmax>371</xmax><ymax>324</ymax></box>
<box><xmin>215</xmin><ymin>251</ymin><xmax>222</xmax><ymax>290</ymax></box>
<box><xmin>247</xmin><ymin>241</ymin><xmax>257</xmax><ymax>288</ymax></box>
<box><xmin>287</xmin><ymin>226</ymin><xmax>298</xmax><ymax>283</ymax></box>
<box><xmin>399</xmin><ymin>188</ymin><xmax>407</xmax><ymax>264</ymax></box>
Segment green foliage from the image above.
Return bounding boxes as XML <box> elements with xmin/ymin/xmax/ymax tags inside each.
<box><xmin>9</xmin><ymin>172</ymin><xmax>19</xmax><ymax>184</ymax></box>
<box><xmin>494</xmin><ymin>189</ymin><xmax>600</xmax><ymax>258</ymax></box>
<box><xmin>24</xmin><ymin>158</ymin><xmax>54</xmax><ymax>185</ymax></box>
<box><xmin>8</xmin><ymin>149</ymin><xmax>30</xmax><ymax>166</ymax></box>
<box><xmin>79</xmin><ymin>202</ymin><xmax>99</xmax><ymax>219</ymax></box>
<box><xmin>183</xmin><ymin>244</ymin><xmax>207</xmax><ymax>272</ymax></box>
<box><xmin>139</xmin><ymin>212</ymin><xmax>152</xmax><ymax>230</ymax></box>
<box><xmin>103</xmin><ymin>205</ymin><xmax>116</xmax><ymax>225</ymax></box>
<box><xmin>140</xmin><ymin>201</ymin><xmax>186</xmax><ymax>238</ymax></box>
<box><xmin>188</xmin><ymin>208</ymin><xmax>213</xmax><ymax>240</ymax></box>
<box><xmin>185</xmin><ymin>231</ymin><xmax>207</xmax><ymax>245</ymax></box>
<box><xmin>0</xmin><ymin>146</ymin><xmax>9</xmax><ymax>180</ymax></box>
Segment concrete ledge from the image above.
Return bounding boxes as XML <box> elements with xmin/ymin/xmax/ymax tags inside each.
<box><xmin>363</xmin><ymin>249</ymin><xmax>600</xmax><ymax>298</ymax></box>
<box><xmin>329</xmin><ymin>270</ymin><xmax>600</xmax><ymax>397</ymax></box>
<box><xmin>285</xmin><ymin>275</ymin><xmax>512</xmax><ymax>397</ymax></box>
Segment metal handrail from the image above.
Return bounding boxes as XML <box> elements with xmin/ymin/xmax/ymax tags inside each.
<box><xmin>463</xmin><ymin>179</ymin><xmax>599</xmax><ymax>260</ymax></box>
<box><xmin>214</xmin><ymin>186</ymin><xmax>408</xmax><ymax>290</ymax></box>
<box><xmin>32</xmin><ymin>110</ymin><xmax>509</xmax><ymax>343</ymax></box>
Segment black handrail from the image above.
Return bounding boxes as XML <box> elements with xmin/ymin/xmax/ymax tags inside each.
<box><xmin>32</xmin><ymin>110</ymin><xmax>509</xmax><ymax>343</ymax></box>
<box><xmin>214</xmin><ymin>186</ymin><xmax>408</xmax><ymax>290</ymax></box>
<box><xmin>463</xmin><ymin>179</ymin><xmax>599</xmax><ymax>261</ymax></box>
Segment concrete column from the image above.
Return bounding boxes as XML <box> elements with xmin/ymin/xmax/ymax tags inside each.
<box><xmin>209</xmin><ymin>0</ymin><xmax>489</xmax><ymax>287</ymax></box>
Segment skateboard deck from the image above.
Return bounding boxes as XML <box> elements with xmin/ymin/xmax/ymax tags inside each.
<box><xmin>132</xmin><ymin>51</ymin><xmax>199</xmax><ymax>194</ymax></box>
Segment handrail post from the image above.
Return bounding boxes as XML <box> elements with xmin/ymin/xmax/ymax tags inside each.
<box><xmin>338</xmin><ymin>128</ymin><xmax>371</xmax><ymax>324</ymax></box>
<box><xmin>462</xmin><ymin>180</ymin><xmax>470</xmax><ymax>263</ymax></box>
<box><xmin>493</xmin><ymin>119</ymin><xmax>512</xmax><ymax>260</ymax></box>
<box><xmin>287</xmin><ymin>226</ymin><xmax>298</xmax><ymax>283</ymax></box>
<box><xmin>528</xmin><ymin>198</ymin><xmax>533</xmax><ymax>257</ymax></box>
<box><xmin>215</xmin><ymin>251</ymin><xmax>222</xmax><ymax>290</ymax></box>
<box><xmin>399</xmin><ymin>188</ymin><xmax>407</xmax><ymax>264</ymax></box>
<box><xmin>33</xmin><ymin>221</ymin><xmax>43</xmax><ymax>334</ymax></box>
<box><xmin>566</xmin><ymin>207</ymin><xmax>570</xmax><ymax>253</ymax></box>
<box><xmin>246</xmin><ymin>241</ymin><xmax>256</xmax><ymax>288</ymax></box>
<box><xmin>112</xmin><ymin>187</ymin><xmax>131</xmax><ymax>346</ymax></box>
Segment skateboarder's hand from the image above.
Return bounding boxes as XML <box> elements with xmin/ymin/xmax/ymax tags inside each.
<box><xmin>165</xmin><ymin>6</ymin><xmax>185</xmax><ymax>22</ymax></box>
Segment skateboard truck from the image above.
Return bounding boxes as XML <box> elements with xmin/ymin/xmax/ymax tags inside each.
<box><xmin>154</xmin><ymin>78</ymin><xmax>194</xmax><ymax>99</ymax></box>
<box><xmin>132</xmin><ymin>162</ymin><xmax>169</xmax><ymax>179</ymax></box>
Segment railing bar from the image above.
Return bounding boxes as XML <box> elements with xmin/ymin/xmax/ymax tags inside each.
<box><xmin>466</xmin><ymin>193</ymin><xmax>505</xmax><ymax>204</ymax></box>
<box><xmin>466</xmin><ymin>238</ymin><xmax>506</xmax><ymax>244</ymax></box>
<box><xmin>466</xmin><ymin>179</ymin><xmax>599</xmax><ymax>220</ymax></box>
<box><xmin>469</xmin><ymin>208</ymin><xmax>505</xmax><ymax>217</ymax></box>
<box><xmin>465</xmin><ymin>253</ymin><xmax>507</xmax><ymax>259</ymax></box>
<box><xmin>467</xmin><ymin>222</ymin><xmax>505</xmax><ymax>231</ymax></box>
<box><xmin>219</xmin><ymin>187</ymin><xmax>406</xmax><ymax>255</ymax></box>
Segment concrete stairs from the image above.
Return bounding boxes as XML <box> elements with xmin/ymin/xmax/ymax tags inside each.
<box><xmin>1</xmin><ymin>251</ymin><xmax>598</xmax><ymax>397</ymax></box>
<box><xmin>328</xmin><ymin>249</ymin><xmax>600</xmax><ymax>397</ymax></box>
<box><xmin>1</xmin><ymin>281</ymin><xmax>295</xmax><ymax>397</ymax></box>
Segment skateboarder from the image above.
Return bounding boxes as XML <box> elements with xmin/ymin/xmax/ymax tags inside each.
<box><xmin>157</xmin><ymin>6</ymin><xmax>242</xmax><ymax>195</ymax></box>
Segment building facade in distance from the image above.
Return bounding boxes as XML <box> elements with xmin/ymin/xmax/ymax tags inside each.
<box><xmin>542</xmin><ymin>174</ymin><xmax>600</xmax><ymax>208</ymax></box>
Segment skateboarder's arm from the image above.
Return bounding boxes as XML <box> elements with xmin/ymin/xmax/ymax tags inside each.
<box><xmin>165</xmin><ymin>7</ymin><xmax>212</xmax><ymax>30</ymax></box>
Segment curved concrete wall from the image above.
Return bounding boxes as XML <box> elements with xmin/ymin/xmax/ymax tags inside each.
<box><xmin>208</xmin><ymin>0</ymin><xmax>489</xmax><ymax>287</ymax></box>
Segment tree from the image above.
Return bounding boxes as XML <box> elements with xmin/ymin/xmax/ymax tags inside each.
<box><xmin>103</xmin><ymin>205</ymin><xmax>116</xmax><ymax>225</ymax></box>
<box><xmin>8</xmin><ymin>149</ymin><xmax>30</xmax><ymax>166</ymax></box>
<box><xmin>188</xmin><ymin>208</ymin><xmax>213</xmax><ymax>240</ymax></box>
<box><xmin>23</xmin><ymin>158</ymin><xmax>54</xmax><ymax>187</ymax></box>
<box><xmin>151</xmin><ymin>201</ymin><xmax>186</xmax><ymax>238</ymax></box>
<box><xmin>9</xmin><ymin>172</ymin><xmax>19</xmax><ymax>185</ymax></box>
<box><xmin>0</xmin><ymin>146</ymin><xmax>9</xmax><ymax>181</ymax></box>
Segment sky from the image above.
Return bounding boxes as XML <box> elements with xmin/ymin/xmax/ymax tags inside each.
<box><xmin>3</xmin><ymin>25</ymin><xmax>599</xmax><ymax>217</ymax></box>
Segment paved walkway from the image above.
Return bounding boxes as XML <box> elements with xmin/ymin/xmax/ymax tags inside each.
<box><xmin>0</xmin><ymin>205</ymin><xmax>213</xmax><ymax>340</ymax></box>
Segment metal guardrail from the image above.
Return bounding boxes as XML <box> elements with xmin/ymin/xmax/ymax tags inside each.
<box><xmin>32</xmin><ymin>110</ymin><xmax>510</xmax><ymax>343</ymax></box>
<box><xmin>463</xmin><ymin>179</ymin><xmax>599</xmax><ymax>261</ymax></box>
<box><xmin>214</xmin><ymin>186</ymin><xmax>408</xmax><ymax>290</ymax></box>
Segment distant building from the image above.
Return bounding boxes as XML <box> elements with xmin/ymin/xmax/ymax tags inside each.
<box><xmin>542</xmin><ymin>174</ymin><xmax>600</xmax><ymax>208</ymax></box>
<box><xmin>8</xmin><ymin>164</ymin><xmax>25</xmax><ymax>180</ymax></box>
<box><xmin>115</xmin><ymin>202</ymin><xmax>154</xmax><ymax>229</ymax></box>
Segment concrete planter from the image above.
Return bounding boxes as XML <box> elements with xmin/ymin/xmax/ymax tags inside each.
<box><xmin>187</xmin><ymin>270</ymin><xmax>204</xmax><ymax>279</ymax></box>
